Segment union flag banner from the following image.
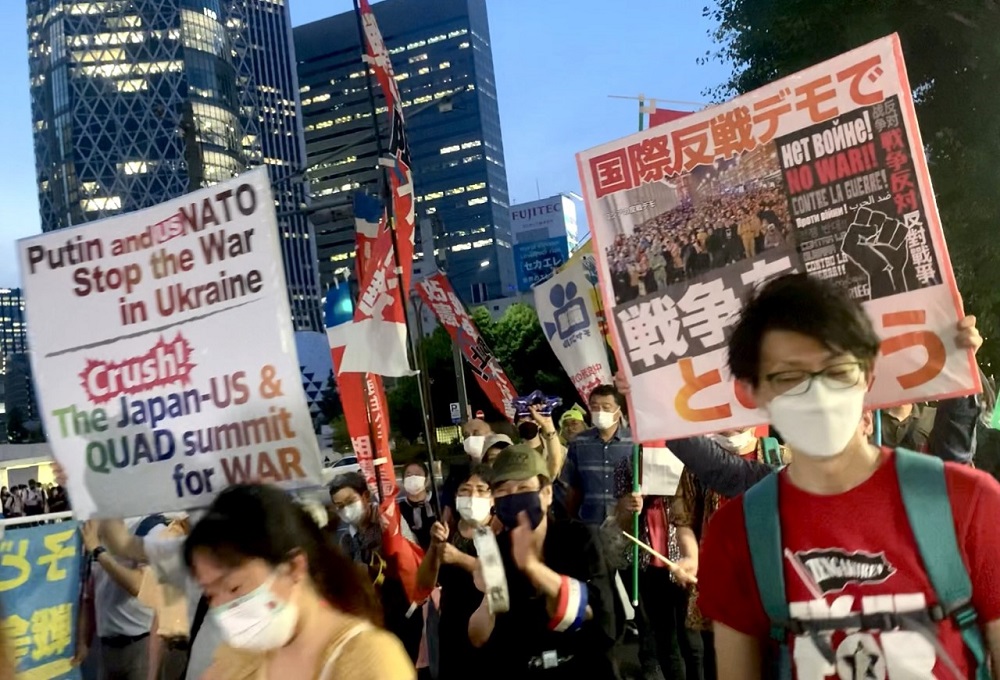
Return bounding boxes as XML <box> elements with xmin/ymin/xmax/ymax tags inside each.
<box><xmin>576</xmin><ymin>34</ymin><xmax>979</xmax><ymax>442</ymax></box>
<box><xmin>358</xmin><ymin>0</ymin><xmax>415</xmax><ymax>293</ymax></box>
<box><xmin>326</xmin><ymin>196</ymin><xmax>412</xmax><ymax>378</ymax></box>
<box><xmin>323</xmin><ymin>200</ymin><xmax>400</xmax><ymax>501</ymax></box>
<box><xmin>415</xmin><ymin>273</ymin><xmax>517</xmax><ymax>421</ymax></box>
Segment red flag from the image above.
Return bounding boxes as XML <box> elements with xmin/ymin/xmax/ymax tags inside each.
<box><xmin>649</xmin><ymin>108</ymin><xmax>693</xmax><ymax>127</ymax></box>
<box><xmin>415</xmin><ymin>273</ymin><xmax>517</xmax><ymax>422</ymax></box>
<box><xmin>358</xmin><ymin>0</ymin><xmax>415</xmax><ymax>293</ymax></box>
<box><xmin>327</xmin><ymin>198</ymin><xmax>412</xmax><ymax>378</ymax></box>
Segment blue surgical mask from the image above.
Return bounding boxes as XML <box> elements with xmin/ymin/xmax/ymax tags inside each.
<box><xmin>494</xmin><ymin>491</ymin><xmax>544</xmax><ymax>531</ymax></box>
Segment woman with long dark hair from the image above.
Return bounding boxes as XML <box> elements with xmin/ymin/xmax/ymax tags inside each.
<box><xmin>185</xmin><ymin>484</ymin><xmax>414</xmax><ymax>680</ymax></box>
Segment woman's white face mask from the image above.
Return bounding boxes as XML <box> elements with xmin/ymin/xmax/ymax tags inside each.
<box><xmin>455</xmin><ymin>496</ymin><xmax>492</xmax><ymax>524</ymax></box>
<box><xmin>403</xmin><ymin>475</ymin><xmax>427</xmax><ymax>496</ymax></box>
<box><xmin>464</xmin><ymin>436</ymin><xmax>486</xmax><ymax>460</ymax></box>
<box><xmin>338</xmin><ymin>500</ymin><xmax>365</xmax><ymax>527</ymax></box>
<box><xmin>211</xmin><ymin>575</ymin><xmax>299</xmax><ymax>651</ymax></box>
<box><xmin>765</xmin><ymin>381</ymin><xmax>866</xmax><ymax>459</ymax></box>
<box><xmin>709</xmin><ymin>429</ymin><xmax>756</xmax><ymax>453</ymax></box>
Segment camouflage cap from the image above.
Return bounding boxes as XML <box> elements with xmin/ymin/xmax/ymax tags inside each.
<box><xmin>491</xmin><ymin>444</ymin><xmax>550</xmax><ymax>485</ymax></box>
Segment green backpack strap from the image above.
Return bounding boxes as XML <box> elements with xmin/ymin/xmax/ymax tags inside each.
<box><xmin>895</xmin><ymin>448</ymin><xmax>990</xmax><ymax>680</ymax></box>
<box><xmin>743</xmin><ymin>472</ymin><xmax>792</xmax><ymax>678</ymax></box>
<box><xmin>761</xmin><ymin>436</ymin><xmax>782</xmax><ymax>467</ymax></box>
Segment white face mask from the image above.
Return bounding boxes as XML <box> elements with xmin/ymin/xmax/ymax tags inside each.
<box><xmin>455</xmin><ymin>496</ymin><xmax>492</xmax><ymax>524</ymax></box>
<box><xmin>766</xmin><ymin>381</ymin><xmax>866</xmax><ymax>459</ymax></box>
<box><xmin>464</xmin><ymin>435</ymin><xmax>486</xmax><ymax>460</ymax></box>
<box><xmin>591</xmin><ymin>409</ymin><xmax>619</xmax><ymax>431</ymax></box>
<box><xmin>338</xmin><ymin>500</ymin><xmax>365</xmax><ymax>527</ymax></box>
<box><xmin>709</xmin><ymin>429</ymin><xmax>757</xmax><ymax>453</ymax></box>
<box><xmin>212</xmin><ymin>576</ymin><xmax>299</xmax><ymax>651</ymax></box>
<box><xmin>403</xmin><ymin>476</ymin><xmax>427</xmax><ymax>496</ymax></box>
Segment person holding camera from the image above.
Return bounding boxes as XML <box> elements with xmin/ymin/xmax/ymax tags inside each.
<box><xmin>514</xmin><ymin>392</ymin><xmax>566</xmax><ymax>481</ymax></box>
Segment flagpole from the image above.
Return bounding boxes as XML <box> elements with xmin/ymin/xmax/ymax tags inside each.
<box><xmin>354</xmin><ymin>0</ymin><xmax>441</xmax><ymax>515</ymax></box>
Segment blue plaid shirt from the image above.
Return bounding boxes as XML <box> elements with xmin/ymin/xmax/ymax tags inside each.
<box><xmin>560</xmin><ymin>424</ymin><xmax>633</xmax><ymax>527</ymax></box>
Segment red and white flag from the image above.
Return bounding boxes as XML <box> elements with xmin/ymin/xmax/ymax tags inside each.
<box><xmin>326</xmin><ymin>194</ymin><xmax>413</xmax><ymax>377</ymax></box>
<box><xmin>358</xmin><ymin>0</ymin><xmax>416</xmax><ymax>293</ymax></box>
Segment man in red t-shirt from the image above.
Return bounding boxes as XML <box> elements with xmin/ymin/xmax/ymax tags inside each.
<box><xmin>698</xmin><ymin>273</ymin><xmax>1000</xmax><ymax>679</ymax></box>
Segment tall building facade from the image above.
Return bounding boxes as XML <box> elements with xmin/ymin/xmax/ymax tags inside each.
<box><xmin>294</xmin><ymin>0</ymin><xmax>516</xmax><ymax>304</ymax></box>
<box><xmin>26</xmin><ymin>0</ymin><xmax>322</xmax><ymax>330</ymax></box>
<box><xmin>0</xmin><ymin>289</ymin><xmax>27</xmax><ymax>378</ymax></box>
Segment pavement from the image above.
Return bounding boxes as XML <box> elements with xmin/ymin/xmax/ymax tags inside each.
<box><xmin>617</xmin><ymin>630</ymin><xmax>652</xmax><ymax>679</ymax></box>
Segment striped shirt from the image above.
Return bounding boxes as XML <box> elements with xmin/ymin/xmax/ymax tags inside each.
<box><xmin>560</xmin><ymin>425</ymin><xmax>633</xmax><ymax>527</ymax></box>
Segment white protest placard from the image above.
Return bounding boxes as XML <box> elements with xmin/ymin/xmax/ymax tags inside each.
<box><xmin>576</xmin><ymin>35</ymin><xmax>979</xmax><ymax>442</ymax></box>
<box><xmin>533</xmin><ymin>249</ymin><xmax>612</xmax><ymax>402</ymax></box>
<box><xmin>639</xmin><ymin>447</ymin><xmax>684</xmax><ymax>497</ymax></box>
<box><xmin>20</xmin><ymin>168</ymin><xmax>323</xmax><ymax>518</ymax></box>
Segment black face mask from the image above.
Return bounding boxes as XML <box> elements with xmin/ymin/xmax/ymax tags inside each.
<box><xmin>494</xmin><ymin>490</ymin><xmax>544</xmax><ymax>531</ymax></box>
<box><xmin>517</xmin><ymin>421</ymin><xmax>540</xmax><ymax>441</ymax></box>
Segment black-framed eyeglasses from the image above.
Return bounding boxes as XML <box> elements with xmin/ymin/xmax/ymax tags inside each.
<box><xmin>765</xmin><ymin>362</ymin><xmax>864</xmax><ymax>397</ymax></box>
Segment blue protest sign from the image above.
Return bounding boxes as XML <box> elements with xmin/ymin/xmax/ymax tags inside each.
<box><xmin>513</xmin><ymin>237</ymin><xmax>570</xmax><ymax>292</ymax></box>
<box><xmin>0</xmin><ymin>520</ymin><xmax>82</xmax><ymax>680</ymax></box>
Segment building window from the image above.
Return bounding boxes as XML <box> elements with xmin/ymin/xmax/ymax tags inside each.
<box><xmin>82</xmin><ymin>196</ymin><xmax>122</xmax><ymax>211</ymax></box>
<box><xmin>121</xmin><ymin>161</ymin><xmax>148</xmax><ymax>175</ymax></box>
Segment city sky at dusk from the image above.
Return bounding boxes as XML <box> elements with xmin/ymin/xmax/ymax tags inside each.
<box><xmin>0</xmin><ymin>1</ymin><xmax>728</xmax><ymax>285</ymax></box>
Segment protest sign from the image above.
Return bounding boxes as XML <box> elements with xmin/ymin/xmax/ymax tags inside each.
<box><xmin>534</xmin><ymin>251</ymin><xmax>612</xmax><ymax>402</ymax></box>
<box><xmin>577</xmin><ymin>34</ymin><xmax>979</xmax><ymax>442</ymax></box>
<box><xmin>0</xmin><ymin>520</ymin><xmax>81</xmax><ymax>680</ymax></box>
<box><xmin>20</xmin><ymin>168</ymin><xmax>323</xmax><ymax>518</ymax></box>
<box><xmin>514</xmin><ymin>237</ymin><xmax>570</xmax><ymax>292</ymax></box>
<box><xmin>415</xmin><ymin>273</ymin><xmax>517</xmax><ymax>421</ymax></box>
<box><xmin>639</xmin><ymin>447</ymin><xmax>684</xmax><ymax>497</ymax></box>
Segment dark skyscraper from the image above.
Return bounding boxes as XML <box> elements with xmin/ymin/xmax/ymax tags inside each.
<box><xmin>26</xmin><ymin>0</ymin><xmax>322</xmax><ymax>330</ymax></box>
<box><xmin>0</xmin><ymin>289</ymin><xmax>27</xmax><ymax>377</ymax></box>
<box><xmin>294</xmin><ymin>0</ymin><xmax>516</xmax><ymax>304</ymax></box>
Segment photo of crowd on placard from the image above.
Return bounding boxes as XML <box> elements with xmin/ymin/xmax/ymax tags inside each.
<box><xmin>603</xmin><ymin>144</ymin><xmax>793</xmax><ymax>305</ymax></box>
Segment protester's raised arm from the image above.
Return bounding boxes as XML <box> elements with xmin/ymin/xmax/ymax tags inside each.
<box><xmin>668</xmin><ymin>437</ymin><xmax>771</xmax><ymax>498</ymax></box>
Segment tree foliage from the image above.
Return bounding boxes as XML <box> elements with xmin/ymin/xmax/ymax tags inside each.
<box><xmin>316</xmin><ymin>371</ymin><xmax>342</xmax><ymax>425</ymax></box>
<box><xmin>704</xmin><ymin>0</ymin><xmax>1000</xmax><ymax>372</ymax></box>
<box><xmin>472</xmin><ymin>303</ymin><xmax>579</xmax><ymax>409</ymax></box>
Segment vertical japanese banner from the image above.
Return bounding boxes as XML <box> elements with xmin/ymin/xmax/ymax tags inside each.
<box><xmin>358</xmin><ymin>0</ymin><xmax>415</xmax><ymax>293</ymax></box>
<box><xmin>534</xmin><ymin>252</ymin><xmax>612</xmax><ymax>402</ymax></box>
<box><xmin>576</xmin><ymin>34</ymin><xmax>979</xmax><ymax>442</ymax></box>
<box><xmin>20</xmin><ymin>169</ymin><xmax>323</xmax><ymax>518</ymax></box>
<box><xmin>0</xmin><ymin>521</ymin><xmax>82</xmax><ymax>680</ymax></box>
<box><xmin>415</xmin><ymin>273</ymin><xmax>517</xmax><ymax>421</ymax></box>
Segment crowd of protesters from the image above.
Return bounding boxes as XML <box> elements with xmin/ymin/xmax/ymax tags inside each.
<box><xmin>606</xmin><ymin>186</ymin><xmax>792</xmax><ymax>304</ymax></box>
<box><xmin>1</xmin><ymin>478</ymin><xmax>69</xmax><ymax>518</ymax></box>
<box><xmin>12</xmin><ymin>270</ymin><xmax>1000</xmax><ymax>680</ymax></box>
